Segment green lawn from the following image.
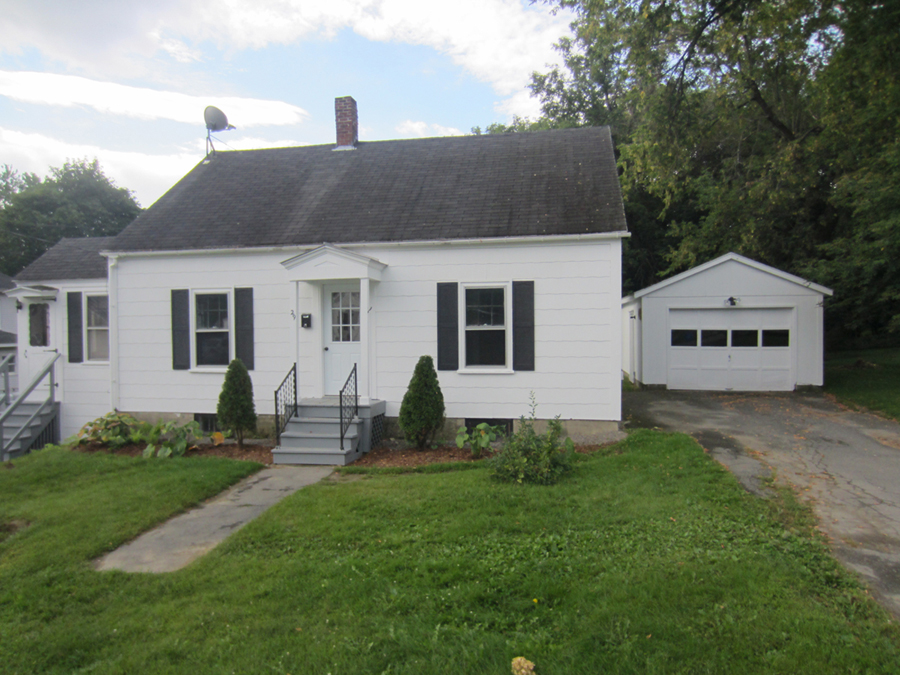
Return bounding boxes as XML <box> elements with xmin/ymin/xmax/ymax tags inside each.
<box><xmin>2</xmin><ymin>435</ymin><xmax>899</xmax><ymax>674</ymax></box>
<box><xmin>825</xmin><ymin>348</ymin><xmax>900</xmax><ymax>420</ymax></box>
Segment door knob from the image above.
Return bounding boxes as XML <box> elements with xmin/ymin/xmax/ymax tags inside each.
<box><xmin>324</xmin><ymin>347</ymin><xmax>329</xmax><ymax>351</ymax></box>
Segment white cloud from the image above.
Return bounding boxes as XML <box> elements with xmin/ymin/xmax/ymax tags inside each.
<box><xmin>0</xmin><ymin>1</ymin><xmax>573</xmax><ymax>119</ymax></box>
<box><xmin>395</xmin><ymin>120</ymin><xmax>464</xmax><ymax>138</ymax></box>
<box><xmin>0</xmin><ymin>126</ymin><xmax>201</xmax><ymax>207</ymax></box>
<box><xmin>0</xmin><ymin>71</ymin><xmax>309</xmax><ymax>127</ymax></box>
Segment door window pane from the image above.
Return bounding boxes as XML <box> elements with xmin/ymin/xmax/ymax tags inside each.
<box><xmin>29</xmin><ymin>304</ymin><xmax>49</xmax><ymax>347</ymax></box>
<box><xmin>671</xmin><ymin>329</ymin><xmax>697</xmax><ymax>347</ymax></box>
<box><xmin>330</xmin><ymin>290</ymin><xmax>360</xmax><ymax>343</ymax></box>
<box><xmin>731</xmin><ymin>329</ymin><xmax>758</xmax><ymax>347</ymax></box>
<box><xmin>762</xmin><ymin>329</ymin><xmax>790</xmax><ymax>347</ymax></box>
<box><xmin>701</xmin><ymin>329</ymin><xmax>727</xmax><ymax>347</ymax></box>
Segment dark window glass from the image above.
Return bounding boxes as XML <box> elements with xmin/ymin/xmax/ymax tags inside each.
<box><xmin>701</xmin><ymin>329</ymin><xmax>728</xmax><ymax>347</ymax></box>
<box><xmin>196</xmin><ymin>332</ymin><xmax>229</xmax><ymax>366</ymax></box>
<box><xmin>731</xmin><ymin>330</ymin><xmax>759</xmax><ymax>347</ymax></box>
<box><xmin>762</xmin><ymin>329</ymin><xmax>790</xmax><ymax>347</ymax></box>
<box><xmin>196</xmin><ymin>294</ymin><xmax>228</xmax><ymax>330</ymax></box>
<box><xmin>465</xmin><ymin>288</ymin><xmax>505</xmax><ymax>326</ymax></box>
<box><xmin>465</xmin><ymin>330</ymin><xmax>506</xmax><ymax>366</ymax></box>
<box><xmin>29</xmin><ymin>303</ymin><xmax>49</xmax><ymax>347</ymax></box>
<box><xmin>671</xmin><ymin>329</ymin><xmax>697</xmax><ymax>347</ymax></box>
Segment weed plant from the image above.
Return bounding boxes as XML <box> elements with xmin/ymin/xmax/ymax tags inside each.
<box><xmin>489</xmin><ymin>394</ymin><xmax>574</xmax><ymax>484</ymax></box>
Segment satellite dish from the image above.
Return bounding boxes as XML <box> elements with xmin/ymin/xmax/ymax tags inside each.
<box><xmin>204</xmin><ymin>106</ymin><xmax>235</xmax><ymax>132</ymax></box>
<box><xmin>204</xmin><ymin>106</ymin><xmax>235</xmax><ymax>157</ymax></box>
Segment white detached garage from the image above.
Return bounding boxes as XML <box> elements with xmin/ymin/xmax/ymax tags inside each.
<box><xmin>622</xmin><ymin>253</ymin><xmax>833</xmax><ymax>391</ymax></box>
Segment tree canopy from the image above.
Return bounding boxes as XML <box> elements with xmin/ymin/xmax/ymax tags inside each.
<box><xmin>529</xmin><ymin>0</ymin><xmax>900</xmax><ymax>347</ymax></box>
<box><xmin>0</xmin><ymin>159</ymin><xmax>142</xmax><ymax>277</ymax></box>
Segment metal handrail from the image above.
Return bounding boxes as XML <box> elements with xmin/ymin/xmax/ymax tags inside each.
<box><xmin>1</xmin><ymin>354</ymin><xmax>12</xmax><ymax>407</ymax></box>
<box><xmin>274</xmin><ymin>363</ymin><xmax>298</xmax><ymax>446</ymax></box>
<box><xmin>339</xmin><ymin>364</ymin><xmax>358</xmax><ymax>451</ymax></box>
<box><xmin>1</xmin><ymin>352</ymin><xmax>61</xmax><ymax>461</ymax></box>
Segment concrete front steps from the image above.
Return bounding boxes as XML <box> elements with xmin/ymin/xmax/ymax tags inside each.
<box><xmin>273</xmin><ymin>398</ymin><xmax>386</xmax><ymax>466</ymax></box>
<box><xmin>1</xmin><ymin>400</ymin><xmax>60</xmax><ymax>461</ymax></box>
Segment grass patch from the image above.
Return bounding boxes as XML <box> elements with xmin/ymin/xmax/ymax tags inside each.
<box><xmin>2</xmin><ymin>433</ymin><xmax>899</xmax><ymax>674</ymax></box>
<box><xmin>825</xmin><ymin>348</ymin><xmax>900</xmax><ymax>420</ymax></box>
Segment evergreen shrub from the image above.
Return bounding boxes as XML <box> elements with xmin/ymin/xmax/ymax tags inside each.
<box><xmin>216</xmin><ymin>358</ymin><xmax>257</xmax><ymax>451</ymax></box>
<box><xmin>398</xmin><ymin>355</ymin><xmax>445</xmax><ymax>449</ymax></box>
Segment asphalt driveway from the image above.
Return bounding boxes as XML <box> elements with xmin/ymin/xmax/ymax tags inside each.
<box><xmin>623</xmin><ymin>389</ymin><xmax>900</xmax><ymax>618</ymax></box>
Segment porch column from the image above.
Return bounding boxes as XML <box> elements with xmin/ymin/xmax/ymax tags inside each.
<box><xmin>359</xmin><ymin>277</ymin><xmax>370</xmax><ymax>405</ymax></box>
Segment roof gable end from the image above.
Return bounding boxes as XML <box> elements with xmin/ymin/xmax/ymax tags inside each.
<box><xmin>633</xmin><ymin>252</ymin><xmax>833</xmax><ymax>299</ymax></box>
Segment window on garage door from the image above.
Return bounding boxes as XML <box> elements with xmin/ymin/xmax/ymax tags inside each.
<box><xmin>762</xmin><ymin>329</ymin><xmax>790</xmax><ymax>347</ymax></box>
<box><xmin>672</xmin><ymin>328</ymin><xmax>790</xmax><ymax>348</ymax></box>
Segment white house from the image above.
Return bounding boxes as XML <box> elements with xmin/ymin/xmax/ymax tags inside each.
<box><xmin>13</xmin><ymin>97</ymin><xmax>629</xmax><ymax>464</ymax></box>
<box><xmin>0</xmin><ymin>271</ymin><xmax>17</xmax><ymax>393</ymax></box>
<box><xmin>622</xmin><ymin>252</ymin><xmax>833</xmax><ymax>391</ymax></box>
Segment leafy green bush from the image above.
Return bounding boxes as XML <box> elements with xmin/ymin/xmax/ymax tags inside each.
<box><xmin>76</xmin><ymin>412</ymin><xmax>146</xmax><ymax>448</ymax></box>
<box><xmin>398</xmin><ymin>355</ymin><xmax>445</xmax><ymax>449</ymax></box>
<box><xmin>489</xmin><ymin>395</ymin><xmax>574</xmax><ymax>484</ymax></box>
<box><xmin>142</xmin><ymin>420</ymin><xmax>202</xmax><ymax>459</ymax></box>
<box><xmin>216</xmin><ymin>358</ymin><xmax>257</xmax><ymax>451</ymax></box>
<box><xmin>456</xmin><ymin>422</ymin><xmax>503</xmax><ymax>458</ymax></box>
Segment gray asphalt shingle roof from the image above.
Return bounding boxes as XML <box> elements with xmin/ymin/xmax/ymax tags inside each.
<box><xmin>15</xmin><ymin>237</ymin><xmax>116</xmax><ymax>282</ymax></box>
<box><xmin>0</xmin><ymin>272</ymin><xmax>14</xmax><ymax>291</ymax></box>
<box><xmin>111</xmin><ymin>126</ymin><xmax>627</xmax><ymax>253</ymax></box>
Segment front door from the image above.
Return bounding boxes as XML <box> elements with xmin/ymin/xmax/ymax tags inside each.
<box><xmin>20</xmin><ymin>301</ymin><xmax>59</xmax><ymax>401</ymax></box>
<box><xmin>323</xmin><ymin>284</ymin><xmax>361</xmax><ymax>395</ymax></box>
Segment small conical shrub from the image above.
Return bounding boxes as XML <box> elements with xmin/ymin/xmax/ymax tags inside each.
<box><xmin>398</xmin><ymin>355</ymin><xmax>445</xmax><ymax>449</ymax></box>
<box><xmin>216</xmin><ymin>358</ymin><xmax>257</xmax><ymax>451</ymax></box>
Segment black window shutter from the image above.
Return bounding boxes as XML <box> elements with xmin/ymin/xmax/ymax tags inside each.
<box><xmin>234</xmin><ymin>287</ymin><xmax>254</xmax><ymax>371</ymax></box>
<box><xmin>512</xmin><ymin>281</ymin><xmax>535</xmax><ymax>371</ymax></box>
<box><xmin>171</xmin><ymin>289</ymin><xmax>190</xmax><ymax>370</ymax></box>
<box><xmin>67</xmin><ymin>292</ymin><xmax>83</xmax><ymax>363</ymax></box>
<box><xmin>436</xmin><ymin>282</ymin><xmax>458</xmax><ymax>371</ymax></box>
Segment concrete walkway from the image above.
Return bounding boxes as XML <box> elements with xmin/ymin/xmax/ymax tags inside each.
<box><xmin>95</xmin><ymin>465</ymin><xmax>333</xmax><ymax>573</ymax></box>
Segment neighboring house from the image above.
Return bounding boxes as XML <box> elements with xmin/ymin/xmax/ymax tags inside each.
<box><xmin>0</xmin><ymin>271</ymin><xmax>17</xmax><ymax>392</ymax></box>
<box><xmin>622</xmin><ymin>252</ymin><xmax>833</xmax><ymax>391</ymax></box>
<box><xmin>14</xmin><ymin>97</ymin><xmax>629</xmax><ymax>462</ymax></box>
<box><xmin>11</xmin><ymin>238</ymin><xmax>115</xmax><ymax>426</ymax></box>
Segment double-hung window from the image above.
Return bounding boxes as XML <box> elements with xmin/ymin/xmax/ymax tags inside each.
<box><xmin>436</xmin><ymin>281</ymin><xmax>534</xmax><ymax>373</ymax></box>
<box><xmin>171</xmin><ymin>288</ymin><xmax>254</xmax><ymax>370</ymax></box>
<box><xmin>195</xmin><ymin>293</ymin><xmax>230</xmax><ymax>367</ymax></box>
<box><xmin>464</xmin><ymin>287</ymin><xmax>507</xmax><ymax>367</ymax></box>
<box><xmin>85</xmin><ymin>295</ymin><xmax>109</xmax><ymax>361</ymax></box>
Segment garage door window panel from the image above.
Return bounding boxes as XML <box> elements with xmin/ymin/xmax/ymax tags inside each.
<box><xmin>701</xmin><ymin>329</ymin><xmax>727</xmax><ymax>347</ymax></box>
<box><xmin>762</xmin><ymin>329</ymin><xmax>790</xmax><ymax>347</ymax></box>
<box><xmin>671</xmin><ymin>329</ymin><xmax>697</xmax><ymax>347</ymax></box>
<box><xmin>731</xmin><ymin>330</ymin><xmax>759</xmax><ymax>347</ymax></box>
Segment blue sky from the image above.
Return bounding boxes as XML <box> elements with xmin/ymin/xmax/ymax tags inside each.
<box><xmin>0</xmin><ymin>0</ymin><xmax>574</xmax><ymax>207</ymax></box>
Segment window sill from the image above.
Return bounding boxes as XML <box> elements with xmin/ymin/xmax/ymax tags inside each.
<box><xmin>190</xmin><ymin>366</ymin><xmax>229</xmax><ymax>373</ymax></box>
<box><xmin>81</xmin><ymin>360</ymin><xmax>110</xmax><ymax>365</ymax></box>
<box><xmin>457</xmin><ymin>367</ymin><xmax>515</xmax><ymax>375</ymax></box>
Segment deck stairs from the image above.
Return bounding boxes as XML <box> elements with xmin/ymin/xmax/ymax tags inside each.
<box><xmin>1</xmin><ymin>400</ymin><xmax>60</xmax><ymax>462</ymax></box>
<box><xmin>273</xmin><ymin>397</ymin><xmax>386</xmax><ymax>466</ymax></box>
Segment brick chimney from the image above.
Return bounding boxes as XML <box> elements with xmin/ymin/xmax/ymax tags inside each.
<box><xmin>335</xmin><ymin>96</ymin><xmax>358</xmax><ymax>149</ymax></box>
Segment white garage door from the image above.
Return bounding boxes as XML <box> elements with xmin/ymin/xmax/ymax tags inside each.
<box><xmin>667</xmin><ymin>308</ymin><xmax>793</xmax><ymax>391</ymax></box>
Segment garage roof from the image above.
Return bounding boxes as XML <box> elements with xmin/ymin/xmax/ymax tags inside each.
<box><xmin>626</xmin><ymin>252</ymin><xmax>833</xmax><ymax>301</ymax></box>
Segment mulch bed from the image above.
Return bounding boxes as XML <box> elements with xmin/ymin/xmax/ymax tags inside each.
<box><xmin>71</xmin><ymin>439</ymin><xmax>612</xmax><ymax>468</ymax></box>
<box><xmin>73</xmin><ymin>441</ymin><xmax>274</xmax><ymax>465</ymax></box>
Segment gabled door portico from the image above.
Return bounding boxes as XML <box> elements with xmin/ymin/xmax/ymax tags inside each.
<box><xmin>281</xmin><ymin>245</ymin><xmax>386</xmax><ymax>403</ymax></box>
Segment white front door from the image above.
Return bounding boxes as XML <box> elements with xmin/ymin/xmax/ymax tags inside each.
<box><xmin>323</xmin><ymin>284</ymin><xmax>361</xmax><ymax>395</ymax></box>
<box><xmin>20</xmin><ymin>301</ymin><xmax>60</xmax><ymax>401</ymax></box>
